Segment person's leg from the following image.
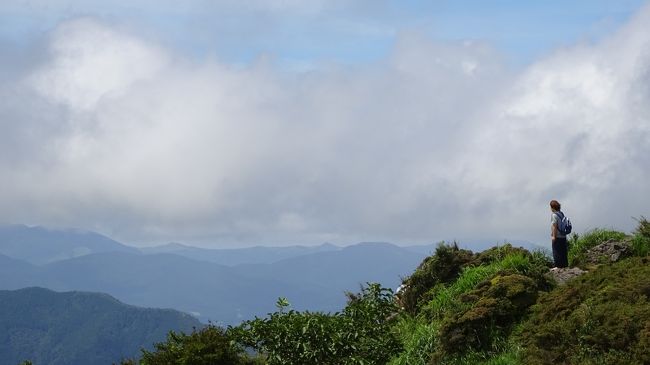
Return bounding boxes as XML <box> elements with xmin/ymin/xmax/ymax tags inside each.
<box><xmin>557</xmin><ymin>237</ymin><xmax>569</xmax><ymax>268</ymax></box>
<box><xmin>552</xmin><ymin>239</ymin><xmax>562</xmax><ymax>268</ymax></box>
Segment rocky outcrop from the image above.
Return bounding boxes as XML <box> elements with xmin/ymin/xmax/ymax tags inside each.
<box><xmin>547</xmin><ymin>267</ymin><xmax>588</xmax><ymax>285</ymax></box>
<box><xmin>584</xmin><ymin>239</ymin><xmax>633</xmax><ymax>264</ymax></box>
<box><xmin>547</xmin><ymin>239</ymin><xmax>633</xmax><ymax>285</ymax></box>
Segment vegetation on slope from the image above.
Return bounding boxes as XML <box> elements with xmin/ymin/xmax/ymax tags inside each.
<box><xmin>121</xmin><ymin>218</ymin><xmax>650</xmax><ymax>365</ymax></box>
<box><xmin>520</xmin><ymin>257</ymin><xmax>650</xmax><ymax>365</ymax></box>
<box><xmin>0</xmin><ymin>287</ymin><xmax>201</xmax><ymax>365</ymax></box>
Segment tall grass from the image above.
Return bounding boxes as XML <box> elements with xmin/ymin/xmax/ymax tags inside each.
<box><xmin>632</xmin><ymin>216</ymin><xmax>650</xmax><ymax>257</ymax></box>
<box><xmin>389</xmin><ymin>317</ymin><xmax>439</xmax><ymax>365</ymax></box>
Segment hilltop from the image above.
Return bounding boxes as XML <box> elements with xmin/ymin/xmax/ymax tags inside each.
<box><xmin>120</xmin><ymin>217</ymin><xmax>650</xmax><ymax>364</ymax></box>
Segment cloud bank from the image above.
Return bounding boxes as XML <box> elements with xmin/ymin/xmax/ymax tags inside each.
<box><xmin>1</xmin><ymin>7</ymin><xmax>649</xmax><ymax>246</ymax></box>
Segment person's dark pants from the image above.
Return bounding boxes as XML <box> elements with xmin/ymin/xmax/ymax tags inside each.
<box><xmin>552</xmin><ymin>237</ymin><xmax>569</xmax><ymax>268</ymax></box>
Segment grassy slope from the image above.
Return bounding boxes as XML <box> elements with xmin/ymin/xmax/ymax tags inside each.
<box><xmin>389</xmin><ymin>220</ymin><xmax>650</xmax><ymax>365</ymax></box>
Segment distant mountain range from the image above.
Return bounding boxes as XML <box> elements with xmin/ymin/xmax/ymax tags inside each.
<box><xmin>0</xmin><ymin>287</ymin><xmax>200</xmax><ymax>365</ymax></box>
<box><xmin>140</xmin><ymin>241</ymin><xmax>342</xmax><ymax>266</ymax></box>
<box><xmin>0</xmin><ymin>224</ymin><xmax>537</xmax><ymax>325</ymax></box>
<box><xmin>0</xmin><ymin>225</ymin><xmax>138</xmax><ymax>265</ymax></box>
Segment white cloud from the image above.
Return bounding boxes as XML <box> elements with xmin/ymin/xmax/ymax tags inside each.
<box><xmin>28</xmin><ymin>18</ymin><xmax>170</xmax><ymax>111</ymax></box>
<box><xmin>1</xmin><ymin>6</ymin><xmax>650</xmax><ymax>246</ymax></box>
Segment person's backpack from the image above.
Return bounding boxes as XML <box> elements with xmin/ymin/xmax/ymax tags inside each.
<box><xmin>556</xmin><ymin>211</ymin><xmax>572</xmax><ymax>235</ymax></box>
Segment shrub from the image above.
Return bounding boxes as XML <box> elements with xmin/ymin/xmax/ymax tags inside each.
<box><xmin>137</xmin><ymin>325</ymin><xmax>254</xmax><ymax>365</ymax></box>
<box><xmin>519</xmin><ymin>257</ymin><xmax>650</xmax><ymax>365</ymax></box>
<box><xmin>399</xmin><ymin>243</ymin><xmax>475</xmax><ymax>314</ymax></box>
<box><xmin>232</xmin><ymin>283</ymin><xmax>401</xmax><ymax>365</ymax></box>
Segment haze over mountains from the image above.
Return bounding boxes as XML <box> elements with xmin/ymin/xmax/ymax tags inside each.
<box><xmin>0</xmin><ymin>225</ymin><xmax>138</xmax><ymax>265</ymax></box>
<box><xmin>0</xmin><ymin>224</ymin><xmax>539</xmax><ymax>325</ymax></box>
<box><xmin>0</xmin><ymin>224</ymin><xmax>438</xmax><ymax>324</ymax></box>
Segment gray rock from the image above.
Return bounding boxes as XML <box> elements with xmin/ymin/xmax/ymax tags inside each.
<box><xmin>547</xmin><ymin>267</ymin><xmax>588</xmax><ymax>285</ymax></box>
<box><xmin>584</xmin><ymin>240</ymin><xmax>632</xmax><ymax>265</ymax></box>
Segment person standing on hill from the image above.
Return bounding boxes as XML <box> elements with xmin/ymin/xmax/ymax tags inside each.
<box><xmin>550</xmin><ymin>200</ymin><xmax>569</xmax><ymax>268</ymax></box>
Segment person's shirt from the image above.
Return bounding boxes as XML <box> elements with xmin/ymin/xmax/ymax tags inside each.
<box><xmin>551</xmin><ymin>211</ymin><xmax>566</xmax><ymax>239</ymax></box>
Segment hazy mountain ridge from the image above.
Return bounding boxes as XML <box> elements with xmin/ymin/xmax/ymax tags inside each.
<box><xmin>140</xmin><ymin>241</ymin><xmax>342</xmax><ymax>266</ymax></box>
<box><xmin>0</xmin><ymin>225</ymin><xmax>138</xmax><ymax>265</ymax></box>
<box><xmin>5</xmin><ymin>251</ymin><xmax>341</xmax><ymax>324</ymax></box>
<box><xmin>0</xmin><ymin>227</ymin><xmax>443</xmax><ymax>324</ymax></box>
<box><xmin>232</xmin><ymin>242</ymin><xmax>427</xmax><ymax>292</ymax></box>
<box><xmin>0</xmin><ymin>287</ymin><xmax>201</xmax><ymax>365</ymax></box>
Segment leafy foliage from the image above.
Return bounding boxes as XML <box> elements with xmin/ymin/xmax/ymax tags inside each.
<box><xmin>230</xmin><ymin>283</ymin><xmax>401</xmax><ymax>365</ymax></box>
<box><xmin>136</xmin><ymin>325</ymin><xmax>254</xmax><ymax>365</ymax></box>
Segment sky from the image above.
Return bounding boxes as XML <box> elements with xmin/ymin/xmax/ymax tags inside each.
<box><xmin>1</xmin><ymin>1</ymin><xmax>649</xmax><ymax>248</ymax></box>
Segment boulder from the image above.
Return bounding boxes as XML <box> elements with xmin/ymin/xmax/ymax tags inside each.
<box><xmin>584</xmin><ymin>240</ymin><xmax>633</xmax><ymax>265</ymax></box>
<box><xmin>547</xmin><ymin>267</ymin><xmax>588</xmax><ymax>285</ymax></box>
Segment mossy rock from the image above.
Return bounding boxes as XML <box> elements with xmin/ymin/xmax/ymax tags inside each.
<box><xmin>472</xmin><ymin>244</ymin><xmax>534</xmax><ymax>266</ymax></box>
<box><xmin>519</xmin><ymin>257</ymin><xmax>650</xmax><ymax>365</ymax></box>
<box><xmin>436</xmin><ymin>274</ymin><xmax>539</xmax><ymax>357</ymax></box>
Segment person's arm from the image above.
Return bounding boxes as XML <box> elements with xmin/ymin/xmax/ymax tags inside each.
<box><xmin>551</xmin><ymin>214</ymin><xmax>558</xmax><ymax>240</ymax></box>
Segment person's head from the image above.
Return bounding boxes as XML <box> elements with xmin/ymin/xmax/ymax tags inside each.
<box><xmin>550</xmin><ymin>200</ymin><xmax>561</xmax><ymax>212</ymax></box>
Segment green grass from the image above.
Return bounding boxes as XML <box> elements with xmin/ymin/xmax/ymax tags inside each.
<box><xmin>631</xmin><ymin>216</ymin><xmax>650</xmax><ymax>257</ymax></box>
<box><xmin>630</xmin><ymin>234</ymin><xmax>650</xmax><ymax>257</ymax></box>
<box><xmin>422</xmin><ymin>252</ymin><xmax>546</xmax><ymax>321</ymax></box>
<box><xmin>388</xmin><ymin>317</ymin><xmax>439</xmax><ymax>365</ymax></box>
<box><xmin>422</xmin><ymin>264</ymin><xmax>500</xmax><ymax>320</ymax></box>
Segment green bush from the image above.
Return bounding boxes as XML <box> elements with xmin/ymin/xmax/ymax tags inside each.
<box><xmin>231</xmin><ymin>283</ymin><xmax>401</xmax><ymax>365</ymax></box>
<box><xmin>399</xmin><ymin>243</ymin><xmax>475</xmax><ymax>314</ymax></box>
<box><xmin>568</xmin><ymin>229</ymin><xmax>628</xmax><ymax>267</ymax></box>
<box><xmin>518</xmin><ymin>257</ymin><xmax>650</xmax><ymax>365</ymax></box>
<box><xmin>137</xmin><ymin>325</ymin><xmax>254</xmax><ymax>365</ymax></box>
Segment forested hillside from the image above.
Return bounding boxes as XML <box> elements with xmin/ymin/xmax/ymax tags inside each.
<box><xmin>0</xmin><ymin>287</ymin><xmax>201</xmax><ymax>365</ymax></box>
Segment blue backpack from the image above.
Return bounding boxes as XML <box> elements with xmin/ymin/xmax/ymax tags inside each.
<box><xmin>556</xmin><ymin>211</ymin><xmax>572</xmax><ymax>235</ymax></box>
